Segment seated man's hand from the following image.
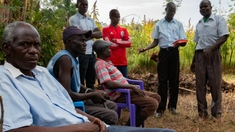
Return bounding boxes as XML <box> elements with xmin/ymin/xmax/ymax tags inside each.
<box><xmin>93</xmin><ymin>118</ymin><xmax>108</xmax><ymax>132</ymax></box>
<box><xmin>131</xmin><ymin>85</ymin><xmax>145</xmax><ymax>97</ymax></box>
<box><xmin>96</xmin><ymin>90</ymin><xmax>110</xmax><ymax>100</ymax></box>
<box><xmin>91</xmin><ymin>92</ymin><xmax>106</xmax><ymax>104</ymax></box>
<box><xmin>77</xmin><ymin>122</ymin><xmax>101</xmax><ymax>132</ymax></box>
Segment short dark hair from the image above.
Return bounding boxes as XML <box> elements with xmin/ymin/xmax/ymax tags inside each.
<box><xmin>200</xmin><ymin>0</ymin><xmax>212</xmax><ymax>7</ymax></box>
<box><xmin>109</xmin><ymin>9</ymin><xmax>119</xmax><ymax>18</ymax></box>
<box><xmin>166</xmin><ymin>2</ymin><xmax>176</xmax><ymax>9</ymax></box>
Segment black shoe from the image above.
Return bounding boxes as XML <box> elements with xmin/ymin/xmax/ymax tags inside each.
<box><xmin>156</xmin><ymin>110</ymin><xmax>164</xmax><ymax>118</ymax></box>
<box><xmin>169</xmin><ymin>108</ymin><xmax>178</xmax><ymax>115</ymax></box>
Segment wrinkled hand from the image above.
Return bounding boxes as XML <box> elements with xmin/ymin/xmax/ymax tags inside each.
<box><xmin>91</xmin><ymin>92</ymin><xmax>106</xmax><ymax>104</ymax></box>
<box><xmin>131</xmin><ymin>85</ymin><xmax>145</xmax><ymax>97</ymax></box>
<box><xmin>93</xmin><ymin>118</ymin><xmax>108</xmax><ymax>132</ymax></box>
<box><xmin>78</xmin><ymin>122</ymin><xmax>100</xmax><ymax>132</ymax></box>
<box><xmin>203</xmin><ymin>47</ymin><xmax>212</xmax><ymax>59</ymax></box>
<box><xmin>190</xmin><ymin>63</ymin><xmax>195</xmax><ymax>73</ymax></box>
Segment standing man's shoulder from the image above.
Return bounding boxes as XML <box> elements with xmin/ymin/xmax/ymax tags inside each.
<box><xmin>102</xmin><ymin>25</ymin><xmax>108</xmax><ymax>30</ymax></box>
<box><xmin>173</xmin><ymin>19</ymin><xmax>184</xmax><ymax>26</ymax></box>
<box><xmin>120</xmin><ymin>26</ymin><xmax>128</xmax><ymax>31</ymax></box>
<box><xmin>213</xmin><ymin>14</ymin><xmax>226</xmax><ymax>22</ymax></box>
<box><xmin>154</xmin><ymin>18</ymin><xmax>164</xmax><ymax>26</ymax></box>
<box><xmin>69</xmin><ymin>13</ymin><xmax>79</xmax><ymax>21</ymax></box>
<box><xmin>69</xmin><ymin>13</ymin><xmax>81</xmax><ymax>26</ymax></box>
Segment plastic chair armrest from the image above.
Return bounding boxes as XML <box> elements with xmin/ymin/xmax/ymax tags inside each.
<box><xmin>114</xmin><ymin>88</ymin><xmax>131</xmax><ymax>105</ymax></box>
<box><xmin>126</xmin><ymin>78</ymin><xmax>144</xmax><ymax>90</ymax></box>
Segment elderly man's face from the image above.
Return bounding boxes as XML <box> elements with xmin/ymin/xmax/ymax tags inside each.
<box><xmin>6</xmin><ymin>25</ymin><xmax>41</xmax><ymax>74</ymax></box>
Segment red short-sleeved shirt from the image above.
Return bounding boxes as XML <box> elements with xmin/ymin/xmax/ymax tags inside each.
<box><xmin>102</xmin><ymin>25</ymin><xmax>131</xmax><ymax>66</ymax></box>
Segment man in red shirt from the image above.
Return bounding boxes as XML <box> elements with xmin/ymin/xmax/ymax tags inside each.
<box><xmin>102</xmin><ymin>9</ymin><xmax>131</xmax><ymax>78</ymax></box>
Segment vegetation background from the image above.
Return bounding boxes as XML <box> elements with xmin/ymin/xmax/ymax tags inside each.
<box><xmin>0</xmin><ymin>0</ymin><xmax>235</xmax><ymax>73</ymax></box>
<box><xmin>0</xmin><ymin>0</ymin><xmax>235</xmax><ymax>131</ymax></box>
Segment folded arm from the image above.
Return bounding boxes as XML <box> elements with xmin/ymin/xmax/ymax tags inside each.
<box><xmin>102</xmin><ymin>28</ymin><xmax>131</xmax><ymax>49</ymax></box>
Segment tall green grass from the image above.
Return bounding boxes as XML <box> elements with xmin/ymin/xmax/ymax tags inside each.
<box><xmin>125</xmin><ymin>19</ymin><xmax>235</xmax><ymax>74</ymax></box>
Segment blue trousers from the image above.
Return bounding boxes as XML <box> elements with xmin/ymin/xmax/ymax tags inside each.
<box><xmin>108</xmin><ymin>125</ymin><xmax>176</xmax><ymax>132</ymax></box>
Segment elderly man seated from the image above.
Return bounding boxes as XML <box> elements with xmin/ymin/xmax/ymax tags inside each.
<box><xmin>93</xmin><ymin>40</ymin><xmax>161</xmax><ymax>127</ymax></box>
<box><xmin>0</xmin><ymin>21</ymin><xmax>175</xmax><ymax>132</ymax></box>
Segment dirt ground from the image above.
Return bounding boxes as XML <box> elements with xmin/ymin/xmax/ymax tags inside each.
<box><xmin>121</xmin><ymin>73</ymin><xmax>235</xmax><ymax>132</ymax></box>
<box><xmin>128</xmin><ymin>73</ymin><xmax>235</xmax><ymax>94</ymax></box>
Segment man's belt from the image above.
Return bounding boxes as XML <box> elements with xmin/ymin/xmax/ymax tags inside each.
<box><xmin>160</xmin><ymin>47</ymin><xmax>177</xmax><ymax>51</ymax></box>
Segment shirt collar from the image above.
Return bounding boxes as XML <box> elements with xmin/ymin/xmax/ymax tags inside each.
<box><xmin>3</xmin><ymin>61</ymin><xmax>43</xmax><ymax>78</ymax></box>
<box><xmin>199</xmin><ymin>14</ymin><xmax>215</xmax><ymax>23</ymax></box>
<box><xmin>96</xmin><ymin>58</ymin><xmax>113</xmax><ymax>65</ymax></box>
<box><xmin>77</xmin><ymin>12</ymin><xmax>88</xmax><ymax>19</ymax></box>
<box><xmin>163</xmin><ymin>18</ymin><xmax>176</xmax><ymax>23</ymax></box>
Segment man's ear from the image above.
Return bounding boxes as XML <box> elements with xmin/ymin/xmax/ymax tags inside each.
<box><xmin>66</xmin><ymin>38</ymin><xmax>74</xmax><ymax>47</ymax></box>
<box><xmin>2</xmin><ymin>43</ymin><xmax>10</xmax><ymax>56</ymax></box>
<box><xmin>76</xmin><ymin>3</ymin><xmax>80</xmax><ymax>8</ymax></box>
<box><xmin>102</xmin><ymin>48</ymin><xmax>107</xmax><ymax>53</ymax></box>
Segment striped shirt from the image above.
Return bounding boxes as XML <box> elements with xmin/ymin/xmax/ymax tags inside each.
<box><xmin>95</xmin><ymin>58</ymin><xmax>128</xmax><ymax>101</ymax></box>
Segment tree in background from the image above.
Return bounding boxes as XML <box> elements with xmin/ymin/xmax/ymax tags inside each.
<box><xmin>0</xmin><ymin>0</ymin><xmax>234</xmax><ymax>73</ymax></box>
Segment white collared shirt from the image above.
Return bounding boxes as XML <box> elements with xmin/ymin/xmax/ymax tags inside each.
<box><xmin>152</xmin><ymin>18</ymin><xmax>187</xmax><ymax>48</ymax></box>
<box><xmin>1</xmin><ymin>61</ymin><xmax>89</xmax><ymax>131</ymax></box>
<box><xmin>194</xmin><ymin>14</ymin><xmax>229</xmax><ymax>50</ymax></box>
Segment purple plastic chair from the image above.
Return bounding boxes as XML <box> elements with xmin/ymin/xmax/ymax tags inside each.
<box><xmin>106</xmin><ymin>78</ymin><xmax>145</xmax><ymax>127</ymax></box>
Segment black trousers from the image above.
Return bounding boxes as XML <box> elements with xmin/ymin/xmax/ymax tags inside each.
<box><xmin>157</xmin><ymin>48</ymin><xmax>179</xmax><ymax>112</ymax></box>
<box><xmin>78</xmin><ymin>54</ymin><xmax>96</xmax><ymax>89</ymax></box>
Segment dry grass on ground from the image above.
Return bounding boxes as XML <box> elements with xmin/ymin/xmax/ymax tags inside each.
<box><xmin>118</xmin><ymin>92</ymin><xmax>235</xmax><ymax>132</ymax></box>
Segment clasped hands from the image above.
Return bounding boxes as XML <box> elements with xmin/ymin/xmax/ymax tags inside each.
<box><xmin>82</xmin><ymin>118</ymin><xmax>107</xmax><ymax>132</ymax></box>
<box><xmin>91</xmin><ymin>90</ymin><xmax>109</xmax><ymax>104</ymax></box>
<box><xmin>130</xmin><ymin>85</ymin><xmax>145</xmax><ymax>97</ymax></box>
